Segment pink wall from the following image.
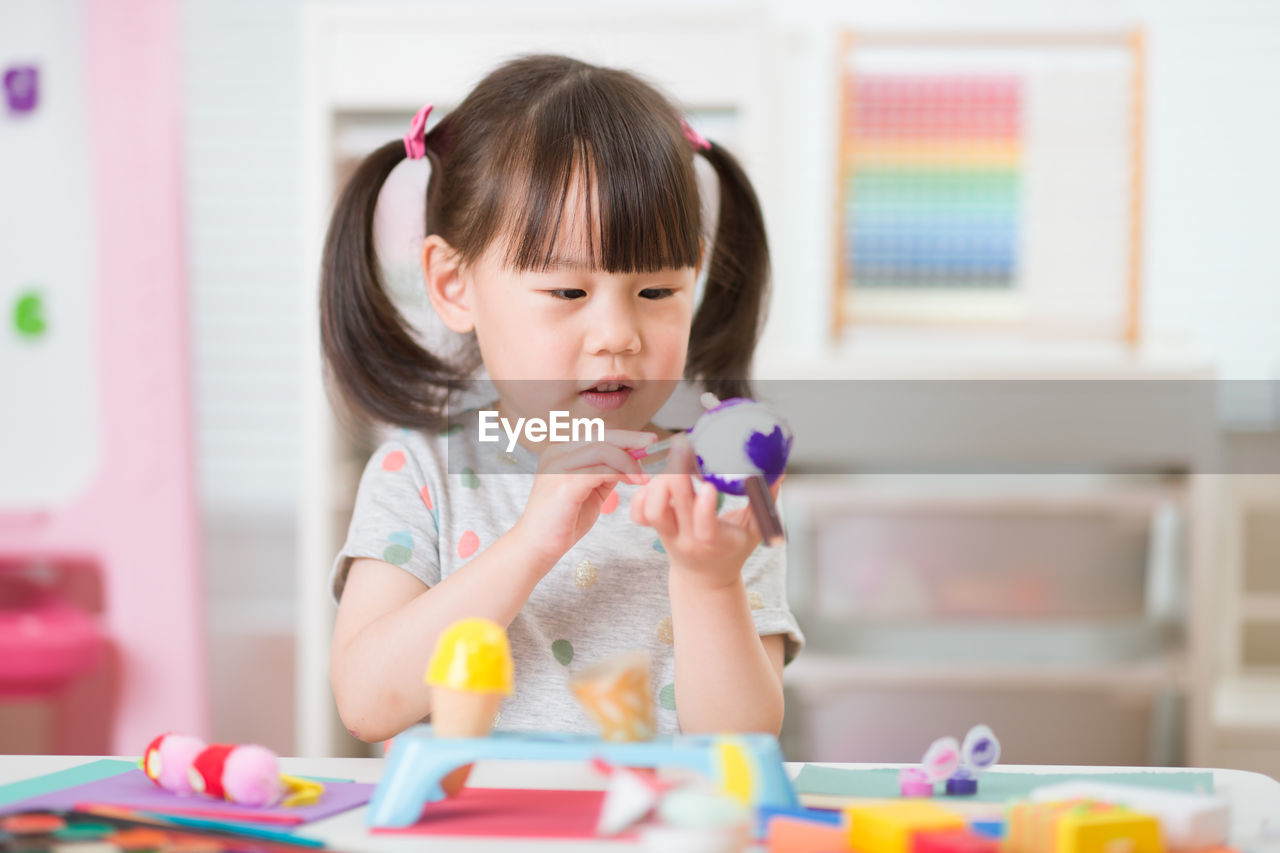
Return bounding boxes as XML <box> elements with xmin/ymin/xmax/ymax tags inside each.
<box><xmin>2</xmin><ymin>0</ymin><xmax>208</xmax><ymax>754</ymax></box>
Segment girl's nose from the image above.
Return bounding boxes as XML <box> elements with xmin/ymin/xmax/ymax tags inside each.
<box><xmin>585</xmin><ymin>296</ymin><xmax>642</xmax><ymax>356</ymax></box>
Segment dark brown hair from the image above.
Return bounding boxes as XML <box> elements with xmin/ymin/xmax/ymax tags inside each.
<box><xmin>320</xmin><ymin>54</ymin><xmax>770</xmax><ymax>430</ymax></box>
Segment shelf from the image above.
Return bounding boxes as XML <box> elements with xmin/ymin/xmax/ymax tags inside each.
<box><xmin>755</xmin><ymin>333</ymin><xmax>1213</xmax><ymax>381</ymax></box>
<box><xmin>781</xmin><ymin>476</ymin><xmax>1186</xmax><ymax>513</ymax></box>
<box><xmin>1212</xmin><ymin>676</ymin><xmax>1280</xmax><ymax>732</ymax></box>
<box><xmin>784</xmin><ymin>650</ymin><xmax>1187</xmax><ymax>696</ymax></box>
<box><xmin>1240</xmin><ymin>595</ymin><xmax>1280</xmax><ymax>622</ymax></box>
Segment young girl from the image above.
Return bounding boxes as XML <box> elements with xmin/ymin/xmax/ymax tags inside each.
<box><xmin>320</xmin><ymin>54</ymin><xmax>803</xmax><ymax>743</ymax></box>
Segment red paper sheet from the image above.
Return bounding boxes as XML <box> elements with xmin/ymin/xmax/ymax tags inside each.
<box><xmin>372</xmin><ymin>787</ymin><xmax>628</xmax><ymax>839</ymax></box>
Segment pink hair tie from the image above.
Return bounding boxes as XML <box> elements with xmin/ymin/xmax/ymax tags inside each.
<box><xmin>681</xmin><ymin>118</ymin><xmax>711</xmax><ymax>152</ymax></box>
<box><xmin>403</xmin><ymin>104</ymin><xmax>433</xmax><ymax>160</ymax></box>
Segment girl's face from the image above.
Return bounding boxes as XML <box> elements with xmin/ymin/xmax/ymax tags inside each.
<box><xmin>427</xmin><ymin>183</ymin><xmax>699</xmax><ymax>433</ymax></box>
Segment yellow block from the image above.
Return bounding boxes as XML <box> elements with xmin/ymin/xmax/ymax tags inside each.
<box><xmin>846</xmin><ymin>801</ymin><xmax>967</xmax><ymax>853</ymax></box>
<box><xmin>1056</xmin><ymin>810</ymin><xmax>1163</xmax><ymax>853</ymax></box>
<box><xmin>1005</xmin><ymin>800</ymin><xmax>1103</xmax><ymax>853</ymax></box>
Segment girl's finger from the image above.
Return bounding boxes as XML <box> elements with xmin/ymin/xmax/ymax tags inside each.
<box><xmin>721</xmin><ymin>505</ymin><xmax>756</xmax><ymax>535</ymax></box>
<box><xmin>692</xmin><ymin>479</ymin><xmax>719</xmax><ymax>542</ymax></box>
<box><xmin>555</xmin><ymin>442</ymin><xmax>649</xmax><ymax>484</ymax></box>
<box><xmin>591</xmin><ymin>442</ymin><xmax>650</xmax><ymax>485</ymax></box>
<box><xmin>555</xmin><ymin>467</ymin><xmax>623</xmax><ymax>500</ymax></box>
<box><xmin>601</xmin><ymin>429</ymin><xmax>659</xmax><ymax>449</ymax></box>
<box><xmin>656</xmin><ymin>435</ymin><xmax>696</xmax><ymax>525</ymax></box>
<box><xmin>540</xmin><ymin>430</ymin><xmax>654</xmax><ymax>467</ymax></box>
<box><xmin>630</xmin><ymin>485</ymin><xmax>649</xmax><ymax>525</ymax></box>
<box><xmin>665</xmin><ymin>470</ymin><xmax>695</xmax><ymax>527</ymax></box>
<box><xmin>593</xmin><ymin>482</ymin><xmax>617</xmax><ymax>508</ymax></box>
<box><xmin>662</xmin><ymin>434</ymin><xmax>697</xmax><ymax>476</ymax></box>
<box><xmin>644</xmin><ymin>475</ymin><xmax>678</xmax><ymax>536</ymax></box>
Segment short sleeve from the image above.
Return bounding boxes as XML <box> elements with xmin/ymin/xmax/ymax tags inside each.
<box><xmin>741</xmin><ymin>536</ymin><xmax>806</xmax><ymax>665</ymax></box>
<box><xmin>329</xmin><ymin>440</ymin><xmax>443</xmax><ymax>602</ymax></box>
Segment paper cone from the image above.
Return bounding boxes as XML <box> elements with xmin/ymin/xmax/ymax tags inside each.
<box><xmin>569</xmin><ymin>650</ymin><xmax>655</xmax><ymax>742</ymax></box>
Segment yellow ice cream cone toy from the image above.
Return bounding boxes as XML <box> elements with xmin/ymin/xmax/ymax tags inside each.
<box><xmin>424</xmin><ymin>618</ymin><xmax>514</xmax><ymax>795</ymax></box>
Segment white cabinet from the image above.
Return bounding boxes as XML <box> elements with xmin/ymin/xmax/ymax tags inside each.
<box><xmin>755</xmin><ymin>347</ymin><xmax>1220</xmax><ymax>766</ymax></box>
<box><xmin>780</xmin><ymin>475</ymin><xmax>1198</xmax><ymax>765</ymax></box>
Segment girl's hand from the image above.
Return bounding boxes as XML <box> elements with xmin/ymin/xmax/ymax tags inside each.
<box><xmin>513</xmin><ymin>429</ymin><xmax>655</xmax><ymax>568</ymax></box>
<box><xmin>630</xmin><ymin>436</ymin><xmax>782</xmax><ymax>590</ymax></box>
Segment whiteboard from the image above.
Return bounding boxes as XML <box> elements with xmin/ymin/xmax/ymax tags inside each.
<box><xmin>0</xmin><ymin>0</ymin><xmax>101</xmax><ymax>509</ymax></box>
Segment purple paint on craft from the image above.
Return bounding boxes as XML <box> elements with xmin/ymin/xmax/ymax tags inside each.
<box><xmin>4</xmin><ymin>66</ymin><xmax>39</xmax><ymax>113</ymax></box>
<box><xmin>696</xmin><ymin>454</ymin><xmax>747</xmax><ymax>496</ymax></box>
<box><xmin>745</xmin><ymin>426</ymin><xmax>792</xmax><ymax>485</ymax></box>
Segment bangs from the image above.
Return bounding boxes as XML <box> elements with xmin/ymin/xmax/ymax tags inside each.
<box><xmin>484</xmin><ymin>75</ymin><xmax>704</xmax><ymax>274</ymax></box>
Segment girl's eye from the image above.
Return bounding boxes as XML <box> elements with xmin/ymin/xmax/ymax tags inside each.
<box><xmin>549</xmin><ymin>289</ymin><xmax>587</xmax><ymax>300</ymax></box>
<box><xmin>639</xmin><ymin>288</ymin><xmax>674</xmax><ymax>300</ymax></box>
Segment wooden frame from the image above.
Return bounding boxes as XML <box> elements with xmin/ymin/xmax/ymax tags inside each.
<box><xmin>831</xmin><ymin>29</ymin><xmax>1146</xmax><ymax>345</ymax></box>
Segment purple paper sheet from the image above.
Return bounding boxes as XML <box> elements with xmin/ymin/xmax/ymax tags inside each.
<box><xmin>0</xmin><ymin>768</ymin><xmax>375</xmax><ymax>825</ymax></box>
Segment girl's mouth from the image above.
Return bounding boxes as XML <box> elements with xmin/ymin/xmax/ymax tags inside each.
<box><xmin>579</xmin><ymin>381</ymin><xmax>633</xmax><ymax>411</ymax></box>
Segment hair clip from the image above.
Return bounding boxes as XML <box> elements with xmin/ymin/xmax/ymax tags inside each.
<box><xmin>404</xmin><ymin>104</ymin><xmax>433</xmax><ymax>160</ymax></box>
<box><xmin>680</xmin><ymin>118</ymin><xmax>711</xmax><ymax>152</ymax></box>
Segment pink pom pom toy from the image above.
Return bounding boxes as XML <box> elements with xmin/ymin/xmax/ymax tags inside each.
<box><xmin>143</xmin><ymin>733</ymin><xmax>324</xmax><ymax>808</ymax></box>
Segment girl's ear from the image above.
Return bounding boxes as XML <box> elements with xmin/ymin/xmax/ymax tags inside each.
<box><xmin>422</xmin><ymin>235</ymin><xmax>474</xmax><ymax>333</ymax></box>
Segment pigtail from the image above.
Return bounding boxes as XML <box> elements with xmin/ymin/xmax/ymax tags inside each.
<box><xmin>319</xmin><ymin>138</ymin><xmax>476</xmax><ymax>431</ymax></box>
<box><xmin>686</xmin><ymin>141</ymin><xmax>769</xmax><ymax>401</ymax></box>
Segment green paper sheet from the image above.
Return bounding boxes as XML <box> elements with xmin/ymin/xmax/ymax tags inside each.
<box><xmin>0</xmin><ymin>759</ymin><xmax>136</xmax><ymax>808</ymax></box>
<box><xmin>793</xmin><ymin>766</ymin><xmax>1215</xmax><ymax>802</ymax></box>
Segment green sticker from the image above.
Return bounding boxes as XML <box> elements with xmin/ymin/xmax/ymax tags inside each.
<box><xmin>13</xmin><ymin>290</ymin><xmax>47</xmax><ymax>338</ymax></box>
<box><xmin>461</xmin><ymin>467</ymin><xmax>480</xmax><ymax>488</ymax></box>
<box><xmin>551</xmin><ymin>639</ymin><xmax>574</xmax><ymax>666</ymax></box>
<box><xmin>659</xmin><ymin>683</ymin><xmax>676</xmax><ymax>711</ymax></box>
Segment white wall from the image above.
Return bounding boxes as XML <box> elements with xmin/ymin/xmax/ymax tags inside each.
<box><xmin>184</xmin><ymin>0</ymin><xmax>304</xmax><ymax>748</ymax></box>
<box><xmin>184</xmin><ymin>0</ymin><xmax>304</xmax><ymax>516</ymax></box>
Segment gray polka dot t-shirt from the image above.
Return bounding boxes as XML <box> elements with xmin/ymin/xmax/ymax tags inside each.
<box><xmin>329</xmin><ymin>405</ymin><xmax>804</xmax><ymax>734</ymax></box>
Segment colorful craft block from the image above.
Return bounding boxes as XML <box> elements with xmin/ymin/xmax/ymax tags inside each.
<box><xmin>1029</xmin><ymin>781</ymin><xmax>1228</xmax><ymax>851</ymax></box>
<box><xmin>1005</xmin><ymin>800</ymin><xmax>1101</xmax><ymax>853</ymax></box>
<box><xmin>913</xmin><ymin>828</ymin><xmax>1000</xmax><ymax>853</ymax></box>
<box><xmin>768</xmin><ymin>814</ymin><xmax>849</xmax><ymax>852</ymax></box>
<box><xmin>1055</xmin><ymin>809</ymin><xmax>1162</xmax><ymax>853</ymax></box>
<box><xmin>757</xmin><ymin>804</ymin><xmax>842</xmax><ymax>839</ymax></box>
<box><xmin>846</xmin><ymin>801</ymin><xmax>968</xmax><ymax>853</ymax></box>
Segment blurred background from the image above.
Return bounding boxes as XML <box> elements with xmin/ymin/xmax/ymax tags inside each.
<box><xmin>2</xmin><ymin>0</ymin><xmax>1279</xmax><ymax>776</ymax></box>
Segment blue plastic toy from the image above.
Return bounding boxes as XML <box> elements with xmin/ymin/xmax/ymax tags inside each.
<box><xmin>365</xmin><ymin>725</ymin><xmax>799</xmax><ymax>828</ymax></box>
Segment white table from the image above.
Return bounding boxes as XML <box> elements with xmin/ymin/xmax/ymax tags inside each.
<box><xmin>3</xmin><ymin>757</ymin><xmax>1278</xmax><ymax>852</ymax></box>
